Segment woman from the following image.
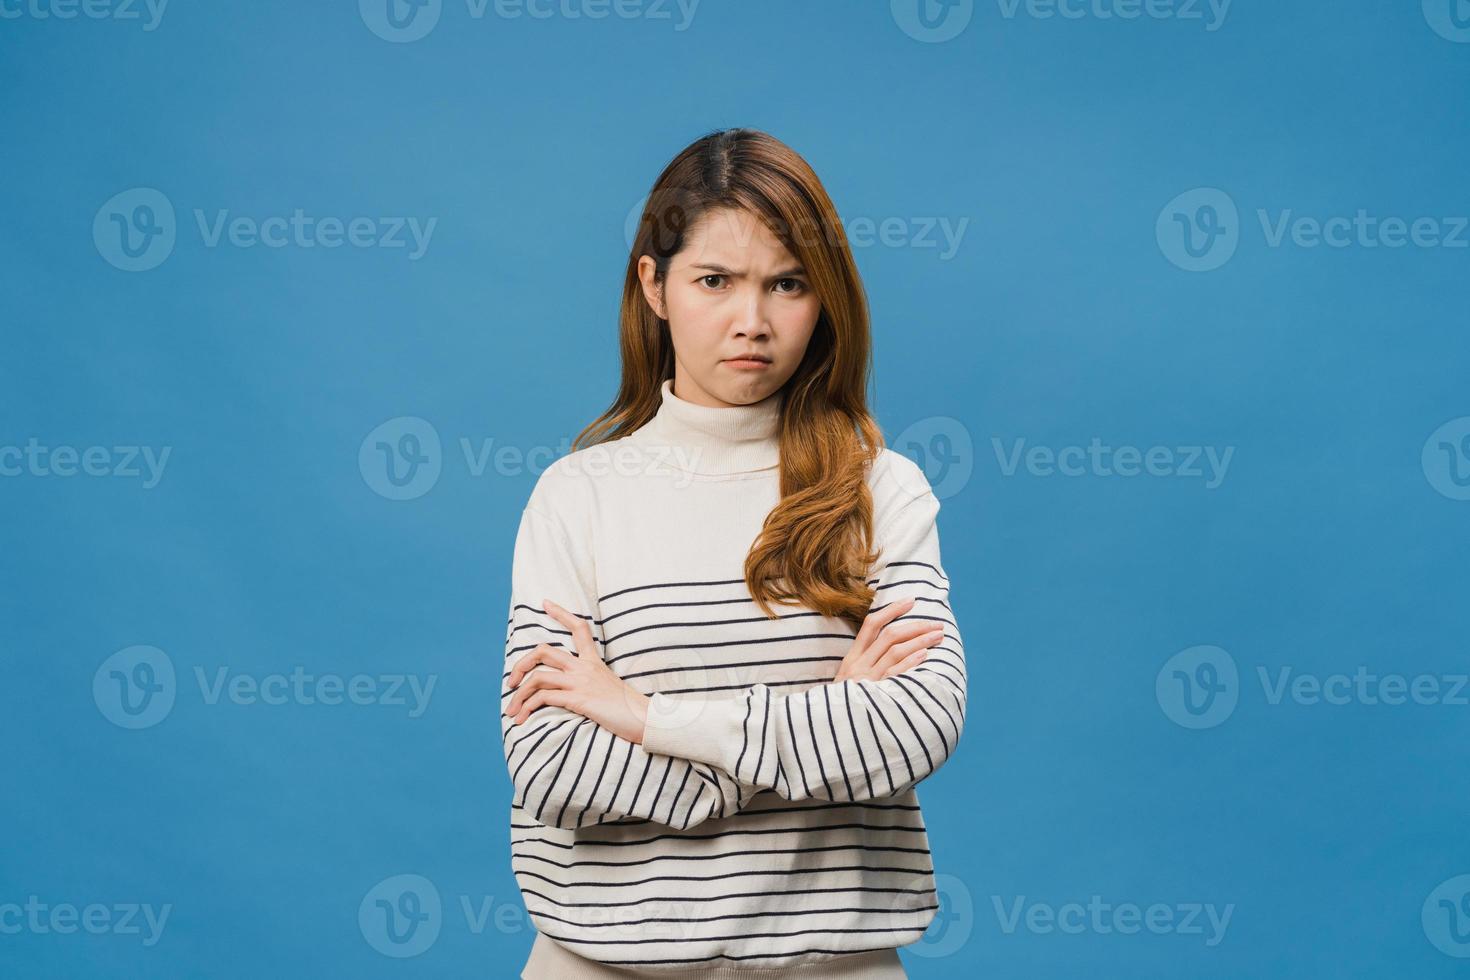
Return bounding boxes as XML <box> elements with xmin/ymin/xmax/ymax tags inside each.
<box><xmin>502</xmin><ymin>128</ymin><xmax>967</xmax><ymax>978</ymax></box>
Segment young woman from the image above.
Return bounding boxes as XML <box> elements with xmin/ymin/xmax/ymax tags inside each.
<box><xmin>502</xmin><ymin>128</ymin><xmax>967</xmax><ymax>978</ymax></box>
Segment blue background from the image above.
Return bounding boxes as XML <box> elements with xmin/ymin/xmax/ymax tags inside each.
<box><xmin>3</xmin><ymin>0</ymin><xmax>1469</xmax><ymax>976</ymax></box>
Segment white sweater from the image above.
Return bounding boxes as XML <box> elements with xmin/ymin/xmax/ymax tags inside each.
<box><xmin>502</xmin><ymin>378</ymin><xmax>967</xmax><ymax>977</ymax></box>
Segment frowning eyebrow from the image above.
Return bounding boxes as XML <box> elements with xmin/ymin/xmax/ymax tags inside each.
<box><xmin>690</xmin><ymin>263</ymin><xmax>807</xmax><ymax>279</ymax></box>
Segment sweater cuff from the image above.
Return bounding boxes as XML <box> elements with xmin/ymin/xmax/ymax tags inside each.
<box><xmin>640</xmin><ymin>691</ymin><xmax>746</xmax><ymax>774</ymax></box>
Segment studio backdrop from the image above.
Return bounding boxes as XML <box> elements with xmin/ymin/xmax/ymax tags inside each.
<box><xmin>3</xmin><ymin>2</ymin><xmax>1468</xmax><ymax>978</ymax></box>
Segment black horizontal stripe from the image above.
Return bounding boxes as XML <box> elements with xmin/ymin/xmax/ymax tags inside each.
<box><xmin>604</xmin><ymin>609</ymin><xmax>833</xmax><ymax>649</ymax></box>
<box><xmin>620</xmin><ymin>653</ymin><xmax>841</xmax><ymax>682</ymax></box>
<box><xmin>510</xmin><ymin>818</ymin><xmax>930</xmax><ymax>853</ymax></box>
<box><xmin>538</xmin><ymin>936</ymin><xmax>925</xmax><ymax>965</ymax></box>
<box><xmin>598</xmin><ymin>594</ymin><xmax>762</xmax><ymax>627</ymax></box>
<box><xmin>659</xmin><ymin>674</ymin><xmax>839</xmax><ymax>696</ymax></box>
<box><xmin>871</xmin><ymin>576</ymin><xmax>949</xmax><ymax>593</ymax></box>
<box><xmin>512</xmin><ymin>840</ymin><xmax>933</xmax><ymax>870</ymax></box>
<box><xmin>510</xmin><ymin>795</ymin><xmax>922</xmax><ymax>832</ymax></box>
<box><xmin>512</xmin><ymin>569</ymin><xmax>945</xmax><ymax>644</ymax></box>
<box><xmin>602</xmin><ymin>592</ymin><xmax>944</xmax><ymax>633</ymax></box>
<box><xmin>540</xmin><ymin>924</ymin><xmax>928</xmax><ymax>948</ymax></box>
<box><xmin>600</xmin><ymin>560</ymin><xmax>943</xmax><ymax>609</ymax></box>
<box><xmin>523</xmin><ymin>902</ymin><xmax>940</xmax><ymax>931</ymax></box>
<box><xmin>519</xmin><ymin>882</ymin><xmax>933</xmax><ymax>909</ymax></box>
<box><xmin>507</xmin><ymin>606</ymin><xmax>603</xmax><ymax>641</ymax></box>
<box><xmin>892</xmin><ymin>610</ymin><xmax>958</xmax><ymax>631</ymax></box>
<box><xmin>516</xmin><ymin>861</ymin><xmax>932</xmax><ymax>891</ymax></box>
<box><xmin>604</xmin><ymin>630</ymin><xmax>856</xmax><ymax>668</ymax></box>
<box><xmin>916</xmin><ymin>649</ymin><xmax>965</xmax><ymax>674</ymax></box>
<box><xmin>599</xmin><ymin>577</ymin><xmax>747</xmax><ymax>604</ymax></box>
<box><xmin>735</xmin><ymin>798</ymin><xmax>923</xmax><ymax>817</ymax></box>
<box><xmin>874</xmin><ymin>560</ymin><xmax>949</xmax><ymax>582</ymax></box>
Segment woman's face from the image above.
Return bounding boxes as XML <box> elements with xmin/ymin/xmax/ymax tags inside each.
<box><xmin>638</xmin><ymin>207</ymin><xmax>821</xmax><ymax>409</ymax></box>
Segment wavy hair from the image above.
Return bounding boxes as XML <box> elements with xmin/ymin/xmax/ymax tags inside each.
<box><xmin>572</xmin><ymin>128</ymin><xmax>885</xmax><ymax>631</ymax></box>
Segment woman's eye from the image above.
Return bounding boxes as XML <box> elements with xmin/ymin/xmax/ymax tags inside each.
<box><xmin>699</xmin><ymin>275</ymin><xmax>804</xmax><ymax>293</ymax></box>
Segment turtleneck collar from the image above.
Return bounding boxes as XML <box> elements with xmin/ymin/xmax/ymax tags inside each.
<box><xmin>634</xmin><ymin>378</ymin><xmax>782</xmax><ymax>476</ymax></box>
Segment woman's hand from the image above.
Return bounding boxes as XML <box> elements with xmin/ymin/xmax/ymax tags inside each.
<box><xmin>833</xmin><ymin>596</ymin><xmax>946</xmax><ymax>683</ymax></box>
<box><xmin>506</xmin><ymin>598</ymin><xmax>651</xmax><ymax>744</ymax></box>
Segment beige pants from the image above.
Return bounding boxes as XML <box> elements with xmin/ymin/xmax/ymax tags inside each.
<box><xmin>521</xmin><ymin>932</ymin><xmax>909</xmax><ymax>979</ymax></box>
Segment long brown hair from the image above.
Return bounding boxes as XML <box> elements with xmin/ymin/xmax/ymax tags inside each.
<box><xmin>573</xmin><ymin>128</ymin><xmax>885</xmax><ymax>631</ymax></box>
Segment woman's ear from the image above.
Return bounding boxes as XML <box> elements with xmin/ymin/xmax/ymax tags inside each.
<box><xmin>636</xmin><ymin>255</ymin><xmax>666</xmax><ymax>320</ymax></box>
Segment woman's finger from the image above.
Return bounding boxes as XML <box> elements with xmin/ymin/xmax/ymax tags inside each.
<box><xmin>514</xmin><ymin>688</ymin><xmax>568</xmax><ymax>724</ymax></box>
<box><xmin>852</xmin><ymin>596</ymin><xmax>915</xmax><ymax>658</ymax></box>
<box><xmin>509</xmin><ymin>644</ymin><xmax>574</xmax><ymax>687</ymax></box>
<box><xmin>866</xmin><ymin>618</ymin><xmax>943</xmax><ymax>667</ymax></box>
<box><xmin>835</xmin><ymin>609</ymin><xmax>931</xmax><ymax>682</ymax></box>
<box><xmin>865</xmin><ymin>628</ymin><xmax>940</xmax><ymax>679</ymax></box>
<box><xmin>882</xmin><ymin>648</ymin><xmax>929</xmax><ymax>679</ymax></box>
<box><xmin>508</xmin><ymin>648</ymin><xmax>548</xmax><ymax>688</ymax></box>
<box><xmin>874</xmin><ymin>626</ymin><xmax>945</xmax><ymax>671</ymax></box>
<box><xmin>846</xmin><ymin>602</ymin><xmax>923</xmax><ymax>675</ymax></box>
<box><xmin>506</xmin><ymin>666</ymin><xmax>571</xmax><ymax>715</ymax></box>
<box><xmin>507</xmin><ymin>647</ymin><xmax>574</xmax><ymax>710</ymax></box>
<box><xmin>507</xmin><ymin>646</ymin><xmax>546</xmax><ymax>688</ymax></box>
<box><xmin>543</xmin><ymin>598</ymin><xmax>598</xmax><ymax>659</ymax></box>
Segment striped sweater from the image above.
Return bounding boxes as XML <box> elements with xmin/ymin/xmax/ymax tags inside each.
<box><xmin>501</xmin><ymin>378</ymin><xmax>967</xmax><ymax>976</ymax></box>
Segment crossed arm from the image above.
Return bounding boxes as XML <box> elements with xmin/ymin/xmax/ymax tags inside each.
<box><xmin>500</xmin><ymin>490</ymin><xmax>966</xmax><ymax>830</ymax></box>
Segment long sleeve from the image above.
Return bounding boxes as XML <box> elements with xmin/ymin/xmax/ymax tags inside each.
<box><xmin>639</xmin><ymin>485</ymin><xmax>967</xmax><ymax>803</ymax></box>
<box><xmin>501</xmin><ymin>504</ymin><xmax>754</xmax><ymax>831</ymax></box>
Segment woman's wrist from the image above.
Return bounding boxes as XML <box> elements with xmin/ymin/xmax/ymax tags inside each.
<box><xmin>630</xmin><ymin>691</ymin><xmax>649</xmax><ymax>745</ymax></box>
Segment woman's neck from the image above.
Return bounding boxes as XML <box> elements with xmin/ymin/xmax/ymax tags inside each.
<box><xmin>634</xmin><ymin>378</ymin><xmax>781</xmax><ymax>476</ymax></box>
